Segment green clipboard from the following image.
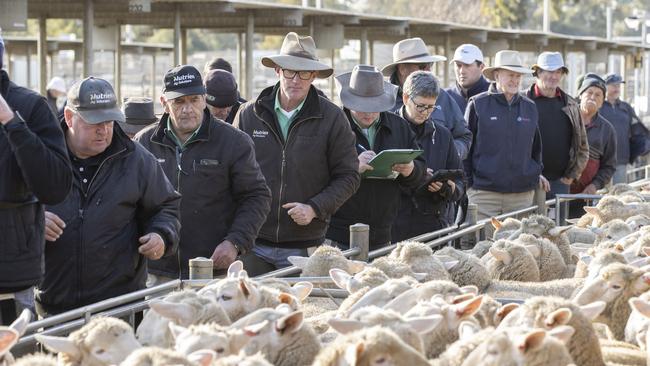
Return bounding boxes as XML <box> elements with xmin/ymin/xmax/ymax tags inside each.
<box><xmin>362</xmin><ymin>149</ymin><xmax>423</xmax><ymax>179</ymax></box>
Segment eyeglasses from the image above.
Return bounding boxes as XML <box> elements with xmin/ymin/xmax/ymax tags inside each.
<box><xmin>282</xmin><ymin>69</ymin><xmax>315</xmax><ymax>80</ymax></box>
<box><xmin>408</xmin><ymin>97</ymin><xmax>436</xmax><ymax>113</ymax></box>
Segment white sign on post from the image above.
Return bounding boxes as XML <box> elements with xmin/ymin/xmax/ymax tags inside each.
<box><xmin>128</xmin><ymin>0</ymin><xmax>151</xmax><ymax>13</ymax></box>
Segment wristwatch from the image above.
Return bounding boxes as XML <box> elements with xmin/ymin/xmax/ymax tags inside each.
<box><xmin>232</xmin><ymin>242</ymin><xmax>244</xmax><ymax>256</ymax></box>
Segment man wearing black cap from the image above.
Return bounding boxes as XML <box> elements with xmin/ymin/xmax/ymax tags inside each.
<box><xmin>0</xmin><ymin>34</ymin><xmax>72</xmax><ymax>323</ymax></box>
<box><xmin>119</xmin><ymin>97</ymin><xmax>158</xmax><ymax>138</ymax></box>
<box><xmin>135</xmin><ymin>65</ymin><xmax>270</xmax><ymax>283</ymax></box>
<box><xmin>600</xmin><ymin>73</ymin><xmax>643</xmax><ymax>184</ymax></box>
<box><xmin>204</xmin><ymin>69</ymin><xmax>241</xmax><ymax>124</ymax></box>
<box><xmin>36</xmin><ymin>77</ymin><xmax>181</xmax><ymax>315</ymax></box>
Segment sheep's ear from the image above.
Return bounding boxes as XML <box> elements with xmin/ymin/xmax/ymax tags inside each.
<box><xmin>149</xmin><ymin>300</ymin><xmax>194</xmax><ymax>326</ymax></box>
<box><xmin>228</xmin><ymin>329</ymin><xmax>253</xmax><ymax>353</ymax></box>
<box><xmin>628</xmin><ymin>257</ymin><xmax>649</xmax><ymax>268</ymax></box>
<box><xmin>496</xmin><ymin>303</ymin><xmax>520</xmax><ymax>322</ymax></box>
<box><xmin>35</xmin><ymin>334</ymin><xmax>80</xmax><ymax>359</ymax></box>
<box><xmin>276</xmin><ymin>311</ymin><xmax>304</xmax><ymax>335</ymax></box>
<box><xmin>0</xmin><ymin>328</ymin><xmax>19</xmax><ymax>357</ymax></box>
<box><xmin>187</xmin><ymin>349</ymin><xmax>216</xmax><ymax>366</ymax></box>
<box><xmin>630</xmin><ymin>297</ymin><xmax>650</xmax><ymax>319</ymax></box>
<box><xmin>525</xmin><ymin>245</ymin><xmax>541</xmax><ymax>258</ymax></box>
<box><xmin>460</xmin><ymin>285</ymin><xmax>479</xmax><ymax>295</ymax></box>
<box><xmin>344</xmin><ymin>341</ymin><xmax>364</xmax><ymax>365</ymax></box>
<box><xmin>549</xmin><ymin>225</ymin><xmax>572</xmax><ymax>237</ymax></box>
<box><xmin>491</xmin><ymin>217</ymin><xmax>503</xmax><ymax>229</ymax></box>
<box><xmin>518</xmin><ymin>329</ymin><xmax>546</xmax><ymax>353</ymax></box>
<box><xmin>168</xmin><ymin>323</ymin><xmax>187</xmax><ymax>340</ymax></box>
<box><xmin>643</xmin><ymin>247</ymin><xmax>650</xmax><ymax>257</ymax></box>
<box><xmin>330</xmin><ymin>268</ymin><xmax>353</xmax><ymax>291</ymax></box>
<box><xmin>243</xmin><ymin>320</ymin><xmax>269</xmax><ymax>337</ymax></box>
<box><xmin>452</xmin><ymin>293</ymin><xmax>474</xmax><ymax>304</ymax></box>
<box><xmin>278</xmin><ymin>292</ymin><xmax>298</xmax><ymax>308</ymax></box>
<box><xmin>583</xmin><ymin>206</ymin><xmax>602</xmax><ymax>217</ymax></box>
<box><xmin>506</xmin><ymin>229</ymin><xmax>523</xmax><ymax>240</ymax></box>
<box><xmin>453</xmin><ymin>295</ymin><xmax>483</xmax><ymax>319</ymax></box>
<box><xmin>548</xmin><ymin>325</ymin><xmax>575</xmax><ymax>344</ymax></box>
<box><xmin>227</xmin><ymin>260</ymin><xmax>244</xmax><ymax>278</ymax></box>
<box><xmin>239</xmin><ymin>276</ymin><xmax>259</xmax><ymax>300</ymax></box>
<box><xmin>413</xmin><ymin>272</ymin><xmax>428</xmax><ymax>281</ymax></box>
<box><xmin>328</xmin><ymin>318</ymin><xmax>366</xmax><ymax>334</ymax></box>
<box><xmin>458</xmin><ymin>321</ymin><xmax>481</xmax><ymax>341</ymax></box>
<box><xmin>545</xmin><ymin>307</ymin><xmax>572</xmax><ymax>327</ymax></box>
<box><xmin>382</xmin><ymin>290</ymin><xmax>416</xmax><ymax>312</ymax></box>
<box><xmin>348</xmin><ymin>260</ymin><xmax>367</xmax><ymax>274</ymax></box>
<box><xmin>615</xmin><ymin>243</ymin><xmax>625</xmax><ymax>252</ymax></box>
<box><xmin>291</xmin><ymin>281</ymin><xmax>313</xmax><ymax>301</ymax></box>
<box><xmin>405</xmin><ymin>315</ymin><xmax>443</xmax><ymax>334</ymax></box>
<box><xmin>489</xmin><ymin>247</ymin><xmax>512</xmax><ymax>265</ymax></box>
<box><xmin>10</xmin><ymin>309</ymin><xmax>31</xmax><ymax>336</ymax></box>
<box><xmin>579</xmin><ymin>255</ymin><xmax>593</xmax><ymax>266</ymax></box>
<box><xmin>287</xmin><ymin>256</ymin><xmax>309</xmax><ymax>269</ymax></box>
<box><xmin>442</xmin><ymin>260</ymin><xmax>459</xmax><ymax>271</ymax></box>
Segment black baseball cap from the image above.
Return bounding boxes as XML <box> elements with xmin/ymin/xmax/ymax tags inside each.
<box><xmin>67</xmin><ymin>77</ymin><xmax>125</xmax><ymax>124</ymax></box>
<box><xmin>578</xmin><ymin>73</ymin><xmax>607</xmax><ymax>97</ymax></box>
<box><xmin>162</xmin><ymin>65</ymin><xmax>206</xmax><ymax>99</ymax></box>
<box><xmin>604</xmin><ymin>73</ymin><xmax>625</xmax><ymax>85</ymax></box>
<box><xmin>204</xmin><ymin>69</ymin><xmax>238</xmax><ymax>108</ymax></box>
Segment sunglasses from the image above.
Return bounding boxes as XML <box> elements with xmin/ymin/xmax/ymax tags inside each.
<box><xmin>408</xmin><ymin>97</ymin><xmax>436</xmax><ymax>113</ymax></box>
<box><xmin>281</xmin><ymin>69</ymin><xmax>315</xmax><ymax>80</ymax></box>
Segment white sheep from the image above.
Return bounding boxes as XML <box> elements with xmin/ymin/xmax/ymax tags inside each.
<box><xmin>485</xmin><ymin>277</ymin><xmax>586</xmax><ymax>300</ymax></box>
<box><xmin>627</xmin><ymin>294</ymin><xmax>650</xmax><ymax>349</ymax></box>
<box><xmin>573</xmin><ymin>263</ymin><xmax>650</xmax><ymax>340</ymax></box>
<box><xmin>329</xmin><ymin>267</ymin><xmax>389</xmax><ymax>294</ymax></box>
<box><xmin>312</xmin><ymin>326</ymin><xmax>430</xmax><ymax>366</ymax></box>
<box><xmin>118</xmin><ymin>346</ymin><xmax>194</xmax><ymax>366</ymax></box>
<box><xmin>169</xmin><ymin>322</ymin><xmax>250</xmax><ymax>358</ymax></box>
<box><xmin>287</xmin><ymin>245</ymin><xmax>366</xmax><ymax>284</ymax></box>
<box><xmin>513</xmin><ymin>233</ymin><xmax>567</xmax><ymax>281</ymax></box>
<box><xmin>209</xmin><ymin>351</ymin><xmax>272</xmax><ymax>366</ymax></box>
<box><xmin>136</xmin><ymin>290</ymin><xmax>231</xmax><ymax>348</ymax></box>
<box><xmin>433</xmin><ymin>247</ymin><xmax>491</xmax><ymax>291</ymax></box>
<box><xmin>491</xmin><ymin>217</ymin><xmax>521</xmax><ymax>240</ymax></box>
<box><xmin>36</xmin><ymin>317</ymin><xmax>140</xmax><ymax>366</ymax></box>
<box><xmin>469</xmin><ymin>239</ymin><xmax>493</xmax><ymax>259</ymax></box>
<box><xmin>339</xmin><ymin>277</ymin><xmax>418</xmax><ymax>317</ymax></box>
<box><xmin>510</xmin><ymin>214</ymin><xmax>574</xmax><ymax>265</ymax></box>
<box><xmin>383</xmin><ymin>280</ymin><xmax>477</xmax><ymax>314</ymax></box>
<box><xmin>0</xmin><ymin>309</ymin><xmax>31</xmax><ymax>365</ymax></box>
<box><xmin>483</xmin><ymin>240</ymin><xmax>541</xmax><ymax>282</ymax></box>
<box><xmin>388</xmin><ymin>241</ymin><xmax>457</xmax><ymax>281</ymax></box>
<box><xmin>368</xmin><ymin>256</ymin><xmax>426</xmax><ymax>281</ymax></box>
<box><xmin>626</xmin><ymin>214</ymin><xmax>650</xmax><ymax>231</ymax></box>
<box><xmin>11</xmin><ymin>354</ymin><xmax>58</xmax><ymax>366</ymax></box>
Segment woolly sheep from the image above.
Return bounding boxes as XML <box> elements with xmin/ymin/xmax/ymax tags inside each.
<box><xmin>119</xmin><ymin>346</ymin><xmax>194</xmax><ymax>366</ymax></box>
<box><xmin>626</xmin><ymin>214</ymin><xmax>650</xmax><ymax>231</ymax></box>
<box><xmin>574</xmin><ymin>249</ymin><xmax>626</xmax><ymax>281</ymax></box>
<box><xmin>136</xmin><ymin>290</ymin><xmax>231</xmax><ymax>348</ymax></box>
<box><xmin>368</xmin><ymin>256</ymin><xmax>426</xmax><ymax>281</ymax></box>
<box><xmin>169</xmin><ymin>322</ymin><xmax>250</xmax><ymax>357</ymax></box>
<box><xmin>287</xmin><ymin>245</ymin><xmax>366</xmax><ymax>286</ymax></box>
<box><xmin>617</xmin><ymin>190</ymin><xmax>646</xmax><ymax>204</ymax></box>
<box><xmin>460</xmin><ymin>325</ymin><xmax>575</xmax><ymax>366</ymax></box>
<box><xmin>471</xmin><ymin>295</ymin><xmax>519</xmax><ymax>328</ymax></box>
<box><xmin>627</xmin><ymin>294</ymin><xmax>650</xmax><ymax>349</ymax></box>
<box><xmin>565</xmin><ymin>226</ymin><xmax>597</xmax><ymax>245</ymax></box>
<box><xmin>483</xmin><ymin>240</ymin><xmax>541</xmax><ymax>282</ymax></box>
<box><xmin>210</xmin><ymin>352</ymin><xmax>272</xmax><ymax>366</ymax></box>
<box><xmin>513</xmin><ymin>233</ymin><xmax>567</xmax><ymax>281</ymax></box>
<box><xmin>0</xmin><ymin>309</ymin><xmax>31</xmax><ymax>365</ymax></box>
<box><xmin>230</xmin><ymin>305</ymin><xmax>320</xmax><ymax>366</ymax></box>
<box><xmin>312</xmin><ymin>326</ymin><xmax>430</xmax><ymax>366</ymax></box>
<box><xmin>383</xmin><ymin>280</ymin><xmax>476</xmax><ymax>313</ymax></box>
<box><xmin>510</xmin><ymin>214</ymin><xmax>574</xmax><ymax>265</ymax></box>
<box><xmin>574</xmin><ymin>263</ymin><xmax>650</xmax><ymax>340</ymax></box>
<box><xmin>430</xmin><ymin>322</ymin><xmax>496</xmax><ymax>366</ymax></box>
<box><xmin>470</xmin><ymin>239</ymin><xmax>493</xmax><ymax>259</ymax></box>
<box><xmin>37</xmin><ymin>317</ymin><xmax>140</xmax><ymax>366</ymax></box>
<box><xmin>491</xmin><ymin>217</ymin><xmax>521</xmax><ymax>240</ymax></box>
<box><xmin>328</xmin><ymin>305</ymin><xmax>441</xmax><ymax>353</ymax></box>
<box><xmin>388</xmin><ymin>241</ymin><xmax>456</xmax><ymax>281</ymax></box>
<box><xmin>434</xmin><ymin>247</ymin><xmax>491</xmax><ymax>291</ymax></box>
<box><xmin>329</xmin><ymin>267</ymin><xmax>389</xmax><ymax>294</ymax></box>
<box><xmin>583</xmin><ymin>196</ymin><xmax>650</xmax><ymax>226</ymax></box>
<box><xmin>599</xmin><ymin>338</ymin><xmax>648</xmax><ymax>366</ymax></box>
<box><xmin>11</xmin><ymin>354</ymin><xmax>58</xmax><ymax>366</ymax></box>
<box><xmin>340</xmin><ymin>277</ymin><xmax>417</xmax><ymax>317</ymax></box>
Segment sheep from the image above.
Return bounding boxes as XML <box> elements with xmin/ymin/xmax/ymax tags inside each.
<box><xmin>583</xmin><ymin>196</ymin><xmax>650</xmax><ymax>226</ymax></box>
<box><xmin>388</xmin><ymin>241</ymin><xmax>456</xmax><ymax>281</ymax></box>
<box><xmin>169</xmin><ymin>322</ymin><xmax>250</xmax><ymax>357</ymax></box>
<box><xmin>287</xmin><ymin>245</ymin><xmax>366</xmax><ymax>285</ymax></box>
<box><xmin>599</xmin><ymin>339</ymin><xmax>648</xmax><ymax>366</ymax></box>
<box><xmin>618</xmin><ymin>190</ymin><xmax>646</xmax><ymax>204</ymax></box>
<box><xmin>513</xmin><ymin>233</ymin><xmax>567</xmax><ymax>281</ymax></box>
<box><xmin>609</xmin><ymin>183</ymin><xmax>637</xmax><ymax>195</ymax></box>
<box><xmin>368</xmin><ymin>256</ymin><xmax>426</xmax><ymax>280</ymax></box>
<box><xmin>565</xmin><ymin>226</ymin><xmax>597</xmax><ymax>245</ymax></box>
<box><xmin>574</xmin><ymin>249</ymin><xmax>626</xmax><ymax>281</ymax></box>
<box><xmin>433</xmin><ymin>247</ymin><xmax>491</xmax><ymax>291</ymax></box>
<box><xmin>626</xmin><ymin>214</ymin><xmax>650</xmax><ymax>231</ymax></box>
<box><xmin>471</xmin><ymin>295</ymin><xmax>519</xmax><ymax>328</ymax></box>
<box><xmin>594</xmin><ymin>219</ymin><xmax>634</xmax><ymax>246</ymax></box>
<box><xmin>328</xmin><ymin>305</ymin><xmax>442</xmax><ymax>354</ymax></box>
<box><xmin>498</xmin><ymin>296</ymin><xmax>606</xmax><ymax>366</ymax></box>
<box><xmin>136</xmin><ymin>290</ymin><xmax>231</xmax><ymax>348</ymax></box>
<box><xmin>119</xmin><ymin>346</ymin><xmax>194</xmax><ymax>366</ymax></box>
<box><xmin>338</xmin><ymin>277</ymin><xmax>417</xmax><ymax>317</ymax></box>
<box><xmin>312</xmin><ymin>326</ymin><xmax>430</xmax><ymax>366</ymax></box>
<box><xmin>210</xmin><ymin>352</ymin><xmax>272</xmax><ymax>366</ymax></box>
<box><xmin>626</xmin><ymin>295</ymin><xmax>650</xmax><ymax>349</ymax></box>
<box><xmin>230</xmin><ymin>305</ymin><xmax>320</xmax><ymax>366</ymax></box>
<box><xmin>510</xmin><ymin>214</ymin><xmax>574</xmax><ymax>265</ymax></box>
<box><xmin>383</xmin><ymin>280</ymin><xmax>476</xmax><ymax>314</ymax></box>
<box><xmin>430</xmin><ymin>322</ymin><xmax>496</xmax><ymax>366</ymax></box>
<box><xmin>36</xmin><ymin>317</ymin><xmax>140</xmax><ymax>366</ymax></box>
<box><xmin>491</xmin><ymin>217</ymin><xmax>521</xmax><ymax>240</ymax></box>
<box><xmin>470</xmin><ymin>239</ymin><xmax>493</xmax><ymax>259</ymax></box>
<box><xmin>573</xmin><ymin>263</ymin><xmax>650</xmax><ymax>340</ymax></box>
<box><xmin>485</xmin><ymin>277</ymin><xmax>585</xmax><ymax>300</ymax></box>
<box><xmin>0</xmin><ymin>309</ymin><xmax>31</xmax><ymax>365</ymax></box>
<box><xmin>483</xmin><ymin>240</ymin><xmax>541</xmax><ymax>282</ymax></box>
<box><xmin>460</xmin><ymin>325</ymin><xmax>575</xmax><ymax>366</ymax></box>
<box><xmin>11</xmin><ymin>354</ymin><xmax>58</xmax><ymax>366</ymax></box>
<box><xmin>404</xmin><ymin>295</ymin><xmax>484</xmax><ymax>358</ymax></box>
<box><xmin>329</xmin><ymin>266</ymin><xmax>389</xmax><ymax>294</ymax></box>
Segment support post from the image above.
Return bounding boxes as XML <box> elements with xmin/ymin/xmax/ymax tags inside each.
<box><xmin>114</xmin><ymin>25</ymin><xmax>122</xmax><ymax>102</ymax></box>
<box><xmin>369</xmin><ymin>39</ymin><xmax>374</xmax><ymax>65</ymax></box>
<box><xmin>349</xmin><ymin>223</ymin><xmax>369</xmax><ymax>261</ymax></box>
<box><xmin>245</xmin><ymin>13</ymin><xmax>254</xmax><ymax>100</ymax></box>
<box><xmin>534</xmin><ymin>186</ymin><xmax>547</xmax><ymax>215</ymax></box>
<box><xmin>180</xmin><ymin>28</ymin><xmax>188</xmax><ymax>65</ymax></box>
<box><xmin>83</xmin><ymin>0</ymin><xmax>94</xmax><ymax>77</ymax></box>
<box><xmin>360</xmin><ymin>28</ymin><xmax>368</xmax><ymax>64</ymax></box>
<box><xmin>173</xmin><ymin>6</ymin><xmax>181</xmax><ymax>66</ymax></box>
<box><xmin>444</xmin><ymin>34</ymin><xmax>451</xmax><ymax>88</ymax></box>
<box><xmin>38</xmin><ymin>17</ymin><xmax>47</xmax><ymax>95</ymax></box>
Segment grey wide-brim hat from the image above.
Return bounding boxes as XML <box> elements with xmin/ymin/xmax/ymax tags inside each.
<box><xmin>381</xmin><ymin>37</ymin><xmax>446</xmax><ymax>77</ymax></box>
<box><xmin>261</xmin><ymin>32</ymin><xmax>333</xmax><ymax>78</ymax></box>
<box><xmin>336</xmin><ymin>65</ymin><xmax>398</xmax><ymax>113</ymax></box>
<box><xmin>118</xmin><ymin>97</ymin><xmax>158</xmax><ymax>135</ymax></box>
<box><xmin>483</xmin><ymin>50</ymin><xmax>533</xmax><ymax>81</ymax></box>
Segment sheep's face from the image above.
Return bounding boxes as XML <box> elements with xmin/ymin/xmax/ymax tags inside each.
<box><xmin>173</xmin><ymin>325</ymin><xmax>245</xmax><ymax>357</ymax></box>
<box><xmin>519</xmin><ymin>216</ymin><xmax>554</xmax><ymax>237</ymax></box>
<box><xmin>216</xmin><ymin>277</ymin><xmax>260</xmax><ymax>318</ymax></box>
<box><xmin>461</xmin><ymin>330</ymin><xmax>524</xmax><ymax>366</ymax></box>
<box><xmin>575</xmin><ymin>264</ymin><xmax>650</xmax><ymax>306</ymax></box>
<box><xmin>85</xmin><ymin>325</ymin><xmax>140</xmax><ymax>365</ymax></box>
<box><xmin>136</xmin><ymin>310</ymin><xmax>170</xmax><ymax>348</ymax></box>
<box><xmin>626</xmin><ymin>215</ymin><xmax>650</xmax><ymax>231</ymax></box>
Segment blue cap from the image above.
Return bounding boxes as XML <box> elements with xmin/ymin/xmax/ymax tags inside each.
<box><xmin>604</xmin><ymin>73</ymin><xmax>625</xmax><ymax>85</ymax></box>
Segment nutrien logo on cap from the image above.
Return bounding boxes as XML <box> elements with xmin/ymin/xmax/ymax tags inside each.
<box><xmin>173</xmin><ymin>73</ymin><xmax>196</xmax><ymax>86</ymax></box>
<box><xmin>89</xmin><ymin>92</ymin><xmax>115</xmax><ymax>105</ymax></box>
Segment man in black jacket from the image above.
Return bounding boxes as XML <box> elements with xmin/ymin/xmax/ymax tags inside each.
<box><xmin>136</xmin><ymin>65</ymin><xmax>270</xmax><ymax>283</ymax></box>
<box><xmin>0</xmin><ymin>36</ymin><xmax>72</xmax><ymax>323</ymax></box>
<box><xmin>445</xmin><ymin>44</ymin><xmax>490</xmax><ymax>114</ymax></box>
<box><xmin>37</xmin><ymin>77</ymin><xmax>180</xmax><ymax>315</ymax></box>
<box><xmin>326</xmin><ymin>65</ymin><xmax>425</xmax><ymax>249</ymax></box>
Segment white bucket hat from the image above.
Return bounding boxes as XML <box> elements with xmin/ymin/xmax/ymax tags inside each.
<box><xmin>531</xmin><ymin>52</ymin><xmax>569</xmax><ymax>74</ymax></box>
<box><xmin>381</xmin><ymin>37</ymin><xmax>446</xmax><ymax>77</ymax></box>
<box><xmin>261</xmin><ymin>32</ymin><xmax>333</xmax><ymax>78</ymax></box>
<box><xmin>482</xmin><ymin>50</ymin><xmax>532</xmax><ymax>81</ymax></box>
<box><xmin>46</xmin><ymin>77</ymin><xmax>67</xmax><ymax>94</ymax></box>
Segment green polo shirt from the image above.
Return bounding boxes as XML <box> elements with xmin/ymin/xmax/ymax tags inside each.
<box><xmin>351</xmin><ymin>114</ymin><xmax>380</xmax><ymax>149</ymax></box>
<box><xmin>167</xmin><ymin>119</ymin><xmax>201</xmax><ymax>149</ymax></box>
<box><xmin>274</xmin><ymin>91</ymin><xmax>306</xmax><ymax>140</ymax></box>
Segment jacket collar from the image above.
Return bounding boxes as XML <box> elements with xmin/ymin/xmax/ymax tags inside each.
<box><xmin>397</xmin><ymin>105</ymin><xmax>435</xmax><ymax>138</ymax></box>
<box><xmin>150</xmin><ymin>108</ymin><xmax>213</xmax><ymax>147</ymax></box>
<box><xmin>60</xmin><ymin>117</ymin><xmax>134</xmax><ymax>161</ymax></box>
<box><xmin>255</xmin><ymin>82</ymin><xmax>324</xmax><ymax>124</ymax></box>
<box><xmin>456</xmin><ymin>75</ymin><xmax>490</xmax><ymax>99</ymax></box>
<box><xmin>526</xmin><ymin>83</ymin><xmax>570</xmax><ymax>105</ymax></box>
<box><xmin>488</xmin><ymin>82</ymin><xmax>522</xmax><ymax>106</ymax></box>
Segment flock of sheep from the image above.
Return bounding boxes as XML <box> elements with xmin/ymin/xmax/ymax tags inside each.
<box><xmin>4</xmin><ymin>183</ymin><xmax>650</xmax><ymax>365</ymax></box>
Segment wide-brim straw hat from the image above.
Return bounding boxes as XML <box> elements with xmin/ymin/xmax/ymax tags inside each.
<box><xmin>336</xmin><ymin>65</ymin><xmax>398</xmax><ymax>113</ymax></box>
<box><xmin>381</xmin><ymin>37</ymin><xmax>447</xmax><ymax>77</ymax></box>
<box><xmin>261</xmin><ymin>32</ymin><xmax>333</xmax><ymax>78</ymax></box>
<box><xmin>483</xmin><ymin>50</ymin><xmax>533</xmax><ymax>81</ymax></box>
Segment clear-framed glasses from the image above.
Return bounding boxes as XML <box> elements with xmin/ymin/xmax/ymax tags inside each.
<box><xmin>282</xmin><ymin>69</ymin><xmax>315</xmax><ymax>80</ymax></box>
